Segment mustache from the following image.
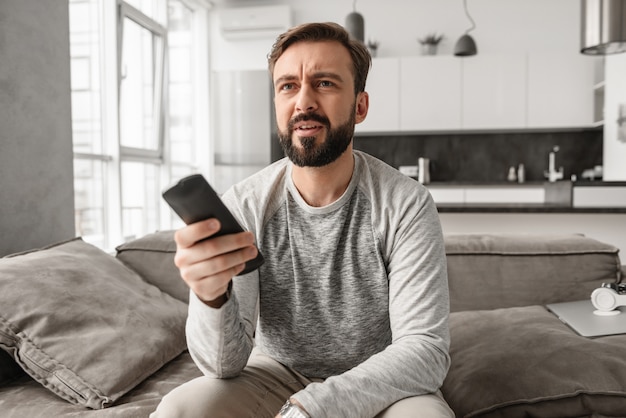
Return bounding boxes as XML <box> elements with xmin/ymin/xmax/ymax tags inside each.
<box><xmin>288</xmin><ymin>112</ymin><xmax>331</xmax><ymax>130</ymax></box>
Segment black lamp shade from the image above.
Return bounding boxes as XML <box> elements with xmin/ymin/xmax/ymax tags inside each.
<box><xmin>581</xmin><ymin>0</ymin><xmax>626</xmax><ymax>55</ymax></box>
<box><xmin>345</xmin><ymin>11</ymin><xmax>364</xmax><ymax>42</ymax></box>
<box><xmin>454</xmin><ymin>34</ymin><xmax>478</xmax><ymax>56</ymax></box>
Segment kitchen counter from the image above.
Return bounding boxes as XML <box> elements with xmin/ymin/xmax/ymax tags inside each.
<box><xmin>426</xmin><ymin>181</ymin><xmax>626</xmax><ymax>213</ymax></box>
<box><xmin>427</xmin><ymin>181</ymin><xmax>626</xmax><ymax>187</ymax></box>
<box><xmin>425</xmin><ymin>182</ymin><xmax>626</xmax><ymax>261</ymax></box>
<box><xmin>436</xmin><ymin>203</ymin><xmax>626</xmax><ymax>213</ymax></box>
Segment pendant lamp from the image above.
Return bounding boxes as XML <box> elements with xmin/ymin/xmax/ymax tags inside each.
<box><xmin>581</xmin><ymin>0</ymin><xmax>626</xmax><ymax>55</ymax></box>
<box><xmin>345</xmin><ymin>0</ymin><xmax>364</xmax><ymax>43</ymax></box>
<box><xmin>454</xmin><ymin>0</ymin><xmax>478</xmax><ymax>56</ymax></box>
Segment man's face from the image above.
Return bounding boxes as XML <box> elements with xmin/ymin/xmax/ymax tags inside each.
<box><xmin>272</xmin><ymin>40</ymin><xmax>368</xmax><ymax>167</ymax></box>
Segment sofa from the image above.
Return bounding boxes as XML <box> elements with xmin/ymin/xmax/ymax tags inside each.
<box><xmin>0</xmin><ymin>231</ymin><xmax>624</xmax><ymax>418</ymax></box>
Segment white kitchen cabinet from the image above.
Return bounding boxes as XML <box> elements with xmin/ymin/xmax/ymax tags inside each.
<box><xmin>361</xmin><ymin>53</ymin><xmax>598</xmax><ymax>135</ymax></box>
<box><xmin>464</xmin><ymin>186</ymin><xmax>544</xmax><ymax>203</ymax></box>
<box><xmin>399</xmin><ymin>55</ymin><xmax>525</xmax><ymax>132</ymax></box>
<box><xmin>527</xmin><ymin>53</ymin><xmax>597</xmax><ymax>128</ymax></box>
<box><xmin>399</xmin><ymin>56</ymin><xmax>462</xmax><ymax>131</ymax></box>
<box><xmin>428</xmin><ymin>187</ymin><xmax>465</xmax><ymax>204</ymax></box>
<box><xmin>356</xmin><ymin>57</ymin><xmax>400</xmax><ymax>133</ymax></box>
<box><xmin>462</xmin><ymin>54</ymin><xmax>527</xmax><ymax>130</ymax></box>
<box><xmin>428</xmin><ymin>185</ymin><xmax>545</xmax><ymax>204</ymax></box>
<box><xmin>573</xmin><ymin>186</ymin><xmax>626</xmax><ymax>208</ymax></box>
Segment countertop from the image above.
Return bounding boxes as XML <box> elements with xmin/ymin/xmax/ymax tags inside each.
<box><xmin>427</xmin><ymin>181</ymin><xmax>626</xmax><ymax>187</ymax></box>
<box><xmin>436</xmin><ymin>203</ymin><xmax>626</xmax><ymax>214</ymax></box>
<box><xmin>426</xmin><ymin>181</ymin><xmax>626</xmax><ymax>213</ymax></box>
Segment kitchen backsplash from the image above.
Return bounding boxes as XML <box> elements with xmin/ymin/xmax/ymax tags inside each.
<box><xmin>352</xmin><ymin>129</ymin><xmax>603</xmax><ymax>183</ymax></box>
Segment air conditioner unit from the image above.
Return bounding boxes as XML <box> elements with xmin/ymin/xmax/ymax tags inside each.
<box><xmin>219</xmin><ymin>5</ymin><xmax>291</xmax><ymax>40</ymax></box>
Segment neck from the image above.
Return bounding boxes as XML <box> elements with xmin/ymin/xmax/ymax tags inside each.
<box><xmin>291</xmin><ymin>147</ymin><xmax>355</xmax><ymax>207</ymax></box>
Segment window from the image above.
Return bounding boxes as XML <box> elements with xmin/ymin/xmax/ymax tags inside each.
<box><xmin>69</xmin><ymin>0</ymin><xmax>210</xmax><ymax>249</ymax></box>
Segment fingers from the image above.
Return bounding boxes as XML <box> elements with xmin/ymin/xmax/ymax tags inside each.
<box><xmin>181</xmin><ymin>243</ymin><xmax>256</xmax><ymax>303</ymax></box>
<box><xmin>182</xmin><ymin>242</ymin><xmax>256</xmax><ymax>278</ymax></box>
<box><xmin>174</xmin><ymin>218</ymin><xmax>221</xmax><ymax>249</ymax></box>
<box><xmin>173</xmin><ymin>218</ymin><xmax>259</xmax><ymax>304</ymax></box>
<box><xmin>175</xmin><ymin>225</ymin><xmax>256</xmax><ymax>269</ymax></box>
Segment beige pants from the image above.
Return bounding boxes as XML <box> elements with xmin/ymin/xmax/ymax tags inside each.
<box><xmin>151</xmin><ymin>349</ymin><xmax>454</xmax><ymax>418</ymax></box>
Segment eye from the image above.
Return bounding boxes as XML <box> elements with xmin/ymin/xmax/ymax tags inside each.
<box><xmin>280</xmin><ymin>83</ymin><xmax>294</xmax><ymax>91</ymax></box>
<box><xmin>318</xmin><ymin>80</ymin><xmax>334</xmax><ymax>87</ymax></box>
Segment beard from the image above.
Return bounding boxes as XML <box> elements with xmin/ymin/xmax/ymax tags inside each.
<box><xmin>277</xmin><ymin>106</ymin><xmax>356</xmax><ymax>168</ymax></box>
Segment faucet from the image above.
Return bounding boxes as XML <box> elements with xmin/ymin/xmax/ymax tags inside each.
<box><xmin>544</xmin><ymin>146</ymin><xmax>564</xmax><ymax>182</ymax></box>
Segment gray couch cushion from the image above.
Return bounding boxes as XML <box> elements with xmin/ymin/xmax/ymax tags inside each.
<box><xmin>445</xmin><ymin>234</ymin><xmax>621</xmax><ymax>312</ymax></box>
<box><xmin>443</xmin><ymin>305</ymin><xmax>626</xmax><ymax>418</ymax></box>
<box><xmin>115</xmin><ymin>230</ymin><xmax>188</xmax><ymax>303</ymax></box>
<box><xmin>0</xmin><ymin>352</ymin><xmax>203</xmax><ymax>417</ymax></box>
<box><xmin>0</xmin><ymin>238</ymin><xmax>188</xmax><ymax>409</ymax></box>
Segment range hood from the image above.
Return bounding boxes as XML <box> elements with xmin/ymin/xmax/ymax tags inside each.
<box><xmin>581</xmin><ymin>0</ymin><xmax>626</xmax><ymax>55</ymax></box>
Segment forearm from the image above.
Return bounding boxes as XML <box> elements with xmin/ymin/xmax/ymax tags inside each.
<box><xmin>292</xmin><ymin>337</ymin><xmax>450</xmax><ymax>418</ymax></box>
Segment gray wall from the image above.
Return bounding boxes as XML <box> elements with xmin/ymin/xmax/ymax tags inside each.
<box><xmin>0</xmin><ymin>0</ymin><xmax>75</xmax><ymax>256</ymax></box>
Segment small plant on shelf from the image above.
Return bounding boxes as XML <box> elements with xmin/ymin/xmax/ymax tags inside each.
<box><xmin>418</xmin><ymin>32</ymin><xmax>444</xmax><ymax>45</ymax></box>
<box><xmin>418</xmin><ymin>32</ymin><xmax>444</xmax><ymax>55</ymax></box>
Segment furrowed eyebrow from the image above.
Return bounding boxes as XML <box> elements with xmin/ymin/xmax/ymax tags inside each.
<box><xmin>274</xmin><ymin>72</ymin><xmax>345</xmax><ymax>85</ymax></box>
<box><xmin>312</xmin><ymin>72</ymin><xmax>344</xmax><ymax>83</ymax></box>
<box><xmin>274</xmin><ymin>75</ymin><xmax>298</xmax><ymax>86</ymax></box>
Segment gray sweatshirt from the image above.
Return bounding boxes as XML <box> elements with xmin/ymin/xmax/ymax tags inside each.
<box><xmin>186</xmin><ymin>150</ymin><xmax>450</xmax><ymax>418</ymax></box>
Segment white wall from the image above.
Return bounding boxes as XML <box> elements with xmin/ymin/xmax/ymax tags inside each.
<box><xmin>210</xmin><ymin>9</ymin><xmax>280</xmax><ymax>71</ymax></box>
<box><xmin>211</xmin><ymin>0</ymin><xmax>582</xmax><ymax>68</ymax></box>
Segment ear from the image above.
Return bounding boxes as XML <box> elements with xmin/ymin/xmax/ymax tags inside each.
<box><xmin>354</xmin><ymin>91</ymin><xmax>369</xmax><ymax>124</ymax></box>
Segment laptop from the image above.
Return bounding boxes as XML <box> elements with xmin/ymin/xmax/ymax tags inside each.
<box><xmin>546</xmin><ymin>300</ymin><xmax>626</xmax><ymax>338</ymax></box>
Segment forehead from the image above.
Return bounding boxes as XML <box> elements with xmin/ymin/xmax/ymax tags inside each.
<box><xmin>273</xmin><ymin>40</ymin><xmax>354</xmax><ymax>81</ymax></box>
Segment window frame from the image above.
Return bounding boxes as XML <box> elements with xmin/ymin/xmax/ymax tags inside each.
<box><xmin>70</xmin><ymin>0</ymin><xmax>211</xmax><ymax>250</ymax></box>
<box><xmin>118</xmin><ymin>1</ymin><xmax>167</xmax><ymax>163</ymax></box>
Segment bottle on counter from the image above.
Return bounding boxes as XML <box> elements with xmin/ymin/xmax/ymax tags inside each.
<box><xmin>418</xmin><ymin>157</ymin><xmax>430</xmax><ymax>184</ymax></box>
<box><xmin>517</xmin><ymin>164</ymin><xmax>525</xmax><ymax>183</ymax></box>
<box><xmin>507</xmin><ymin>166</ymin><xmax>517</xmax><ymax>182</ymax></box>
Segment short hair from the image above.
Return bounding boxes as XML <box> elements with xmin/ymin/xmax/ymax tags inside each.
<box><xmin>267</xmin><ymin>22</ymin><xmax>371</xmax><ymax>95</ymax></box>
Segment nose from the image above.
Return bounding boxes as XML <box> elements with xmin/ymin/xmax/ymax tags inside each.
<box><xmin>295</xmin><ymin>84</ymin><xmax>317</xmax><ymax>113</ymax></box>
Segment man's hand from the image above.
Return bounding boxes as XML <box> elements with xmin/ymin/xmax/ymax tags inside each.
<box><xmin>174</xmin><ymin>218</ymin><xmax>259</xmax><ymax>307</ymax></box>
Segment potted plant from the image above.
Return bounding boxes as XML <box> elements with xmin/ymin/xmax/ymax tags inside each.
<box><xmin>367</xmin><ymin>39</ymin><xmax>379</xmax><ymax>57</ymax></box>
<box><xmin>418</xmin><ymin>32</ymin><xmax>444</xmax><ymax>55</ymax></box>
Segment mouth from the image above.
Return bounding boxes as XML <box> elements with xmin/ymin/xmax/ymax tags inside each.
<box><xmin>294</xmin><ymin>122</ymin><xmax>324</xmax><ymax>137</ymax></box>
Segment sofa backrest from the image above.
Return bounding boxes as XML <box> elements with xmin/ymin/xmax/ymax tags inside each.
<box><xmin>445</xmin><ymin>234</ymin><xmax>622</xmax><ymax>313</ymax></box>
<box><xmin>115</xmin><ymin>230</ymin><xmax>187</xmax><ymax>303</ymax></box>
<box><xmin>115</xmin><ymin>231</ymin><xmax>623</xmax><ymax>314</ymax></box>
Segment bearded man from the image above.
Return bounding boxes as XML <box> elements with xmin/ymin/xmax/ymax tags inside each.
<box><xmin>152</xmin><ymin>22</ymin><xmax>453</xmax><ymax>418</ymax></box>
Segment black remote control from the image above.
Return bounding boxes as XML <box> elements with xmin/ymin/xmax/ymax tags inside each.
<box><xmin>162</xmin><ymin>174</ymin><xmax>264</xmax><ymax>275</ymax></box>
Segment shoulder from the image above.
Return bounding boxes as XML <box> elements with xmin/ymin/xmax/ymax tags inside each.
<box><xmin>354</xmin><ymin>150</ymin><xmax>438</xmax><ymax>241</ymax></box>
<box><xmin>221</xmin><ymin>158</ymin><xmax>289</xmax><ymax>228</ymax></box>
<box><xmin>227</xmin><ymin>158</ymin><xmax>289</xmax><ymax>198</ymax></box>
<box><xmin>354</xmin><ymin>150</ymin><xmax>429</xmax><ymax>206</ymax></box>
<box><xmin>353</xmin><ymin>152</ymin><xmax>443</xmax><ymax>262</ymax></box>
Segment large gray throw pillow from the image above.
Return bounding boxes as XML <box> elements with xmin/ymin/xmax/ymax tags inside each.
<box><xmin>443</xmin><ymin>305</ymin><xmax>626</xmax><ymax>417</ymax></box>
<box><xmin>0</xmin><ymin>238</ymin><xmax>188</xmax><ymax>409</ymax></box>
